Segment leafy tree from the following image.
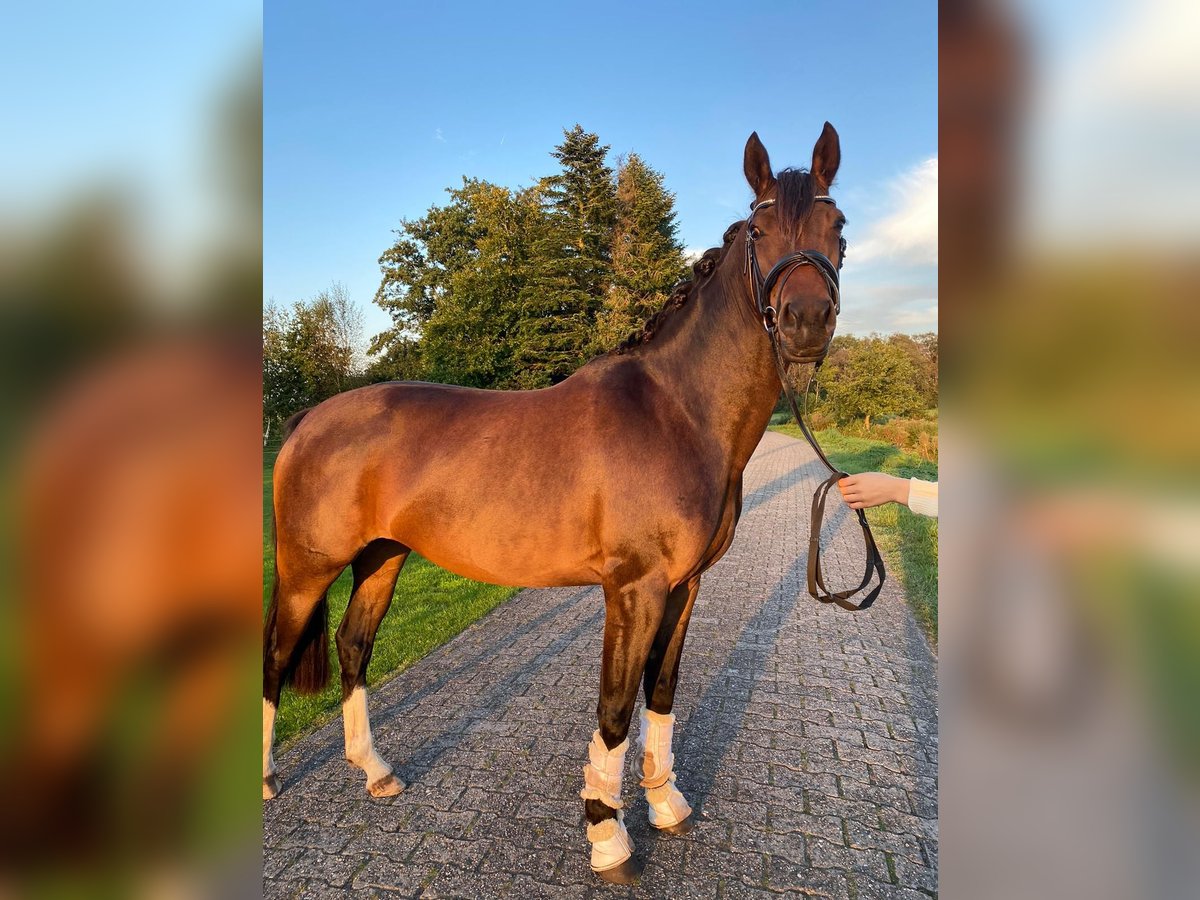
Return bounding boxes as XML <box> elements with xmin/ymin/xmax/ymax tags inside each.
<box><xmin>363</xmin><ymin>337</ymin><xmax>423</xmax><ymax>384</ymax></box>
<box><xmin>263</xmin><ymin>303</ymin><xmax>306</xmax><ymax>442</ymax></box>
<box><xmin>372</xmin><ymin>179</ymin><xmax>546</xmax><ymax>388</ymax></box>
<box><xmin>366</xmin><ymin>128</ymin><xmax>692</xmax><ymax>390</ymax></box>
<box><xmin>819</xmin><ymin>335</ymin><xmax>923</xmax><ymax>426</ymax></box>
<box><xmin>596</xmin><ymin>153</ymin><xmax>688</xmax><ymax>351</ymax></box>
<box><xmin>888</xmin><ymin>332</ymin><xmax>939</xmax><ymax>411</ymax></box>
<box><xmin>373</xmin><ymin>182</ymin><xmax>481</xmax><ymax>343</ymax></box>
<box><xmin>262</xmin><ymin>283</ymin><xmax>364</xmax><ymax>440</ymax></box>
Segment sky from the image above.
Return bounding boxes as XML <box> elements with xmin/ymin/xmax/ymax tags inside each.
<box><xmin>1</xmin><ymin>1</ymin><xmax>261</xmax><ymax>290</ymax></box>
<box><xmin>264</xmin><ymin>1</ymin><xmax>938</xmax><ymax>341</ymax></box>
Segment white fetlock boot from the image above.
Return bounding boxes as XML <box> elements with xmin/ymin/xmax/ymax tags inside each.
<box><xmin>586</xmin><ymin>811</ymin><xmax>635</xmax><ymax>873</ymax></box>
<box><xmin>580</xmin><ymin>730</ymin><xmax>635</xmax><ymax>875</ymax></box>
<box><xmin>639</xmin><ymin>709</ymin><xmax>693</xmax><ymax>831</ymax></box>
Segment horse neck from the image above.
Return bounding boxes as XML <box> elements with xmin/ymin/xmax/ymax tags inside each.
<box><xmin>642</xmin><ymin>261</ymin><xmax>781</xmax><ymax>471</ymax></box>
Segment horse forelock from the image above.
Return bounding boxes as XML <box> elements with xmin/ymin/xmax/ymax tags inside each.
<box><xmin>773</xmin><ymin>167</ymin><xmax>819</xmax><ymax>237</ymax></box>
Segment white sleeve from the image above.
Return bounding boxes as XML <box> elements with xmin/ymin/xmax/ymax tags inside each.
<box><xmin>907</xmin><ymin>478</ymin><xmax>939</xmax><ymax>517</ymax></box>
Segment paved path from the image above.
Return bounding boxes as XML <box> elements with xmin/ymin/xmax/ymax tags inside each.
<box><xmin>263</xmin><ymin>431</ymin><xmax>938</xmax><ymax>899</ymax></box>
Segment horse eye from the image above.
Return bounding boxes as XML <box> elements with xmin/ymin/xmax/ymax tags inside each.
<box><xmin>749</xmin><ymin>226</ymin><xmax>763</xmax><ymax>240</ymax></box>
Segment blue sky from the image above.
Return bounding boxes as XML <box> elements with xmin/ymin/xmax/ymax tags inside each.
<box><xmin>265</xmin><ymin>1</ymin><xmax>937</xmax><ymax>339</ymax></box>
<box><xmin>1</xmin><ymin>2</ymin><xmax>260</xmax><ymax>287</ymax></box>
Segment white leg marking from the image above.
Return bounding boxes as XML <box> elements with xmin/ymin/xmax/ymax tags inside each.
<box><xmin>263</xmin><ymin>699</ymin><xmax>279</xmax><ymax>799</ymax></box>
<box><xmin>343</xmin><ymin>686</ymin><xmax>395</xmax><ymax>788</ymax></box>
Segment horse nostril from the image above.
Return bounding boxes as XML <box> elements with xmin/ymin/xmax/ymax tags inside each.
<box><xmin>824</xmin><ymin>302</ymin><xmax>836</xmax><ymax>326</ymax></box>
<box><xmin>782</xmin><ymin>303</ymin><xmax>799</xmax><ymax>326</ymax></box>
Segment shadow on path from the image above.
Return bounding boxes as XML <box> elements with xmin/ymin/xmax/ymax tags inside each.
<box><xmin>283</xmin><ymin>586</ymin><xmax>597</xmax><ymax>780</ymax></box>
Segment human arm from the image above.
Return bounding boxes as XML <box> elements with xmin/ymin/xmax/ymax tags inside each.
<box><xmin>837</xmin><ymin>473</ymin><xmax>939</xmax><ymax>517</ymax></box>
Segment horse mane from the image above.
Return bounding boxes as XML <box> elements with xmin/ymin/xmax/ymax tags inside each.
<box><xmin>610</xmin><ymin>168</ymin><xmax>818</xmax><ymax>355</ymax></box>
<box><xmin>611</xmin><ymin>219</ymin><xmax>744</xmax><ymax>354</ymax></box>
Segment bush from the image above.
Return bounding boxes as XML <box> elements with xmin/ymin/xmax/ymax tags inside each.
<box><xmin>829</xmin><ymin>415</ymin><xmax>939</xmax><ymax>463</ymax></box>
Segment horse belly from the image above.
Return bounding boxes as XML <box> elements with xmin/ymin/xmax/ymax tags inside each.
<box><xmin>386</xmin><ymin>478</ymin><xmax>602</xmax><ymax>589</ymax></box>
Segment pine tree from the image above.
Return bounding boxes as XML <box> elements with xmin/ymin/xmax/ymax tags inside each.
<box><xmin>516</xmin><ymin>126</ymin><xmax>618</xmax><ymax>384</ymax></box>
<box><xmin>597</xmin><ymin>153</ymin><xmax>688</xmax><ymax>351</ymax></box>
<box><xmin>544</xmin><ymin>125</ymin><xmax>618</xmax><ymax>284</ymax></box>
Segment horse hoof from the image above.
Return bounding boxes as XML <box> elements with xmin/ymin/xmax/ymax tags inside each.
<box><xmin>367</xmin><ymin>774</ymin><xmax>405</xmax><ymax>798</ymax></box>
<box><xmin>263</xmin><ymin>774</ymin><xmax>281</xmax><ymax>800</ymax></box>
<box><xmin>656</xmin><ymin>813</ymin><xmax>696</xmax><ymax>836</ymax></box>
<box><xmin>594</xmin><ymin>856</ymin><xmax>642</xmax><ymax>885</ymax></box>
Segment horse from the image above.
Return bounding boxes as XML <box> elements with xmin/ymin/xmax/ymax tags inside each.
<box><xmin>263</xmin><ymin>125</ymin><xmax>847</xmax><ymax>883</ymax></box>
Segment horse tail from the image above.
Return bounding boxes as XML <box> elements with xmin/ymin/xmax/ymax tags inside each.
<box><xmin>286</xmin><ymin>592</ymin><xmax>330</xmax><ymax>695</ymax></box>
<box><xmin>281</xmin><ymin>407</ymin><xmax>313</xmax><ymax>442</ymax></box>
<box><xmin>263</xmin><ymin>405</ymin><xmax>329</xmax><ymax>696</ymax></box>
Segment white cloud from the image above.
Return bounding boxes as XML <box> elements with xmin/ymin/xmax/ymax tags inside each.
<box><xmin>1026</xmin><ymin>0</ymin><xmax>1200</xmax><ymax>242</ymax></box>
<box><xmin>836</xmin><ymin>280</ymin><xmax>938</xmax><ymax>336</ymax></box>
<box><xmin>848</xmin><ymin>157</ymin><xmax>938</xmax><ymax>267</ymax></box>
<box><xmin>434</xmin><ymin>127</ymin><xmax>445</xmax><ymax>143</ymax></box>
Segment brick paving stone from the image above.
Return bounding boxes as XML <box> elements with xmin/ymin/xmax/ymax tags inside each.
<box><xmin>264</xmin><ymin>432</ymin><xmax>938</xmax><ymax>897</ymax></box>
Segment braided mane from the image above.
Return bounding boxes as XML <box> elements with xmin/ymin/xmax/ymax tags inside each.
<box><xmin>610</xmin><ymin>168</ymin><xmax>822</xmax><ymax>355</ymax></box>
<box><xmin>611</xmin><ymin>219</ymin><xmax>745</xmax><ymax>355</ymax></box>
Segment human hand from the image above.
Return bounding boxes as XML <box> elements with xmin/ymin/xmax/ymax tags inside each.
<box><xmin>836</xmin><ymin>472</ymin><xmax>910</xmax><ymax>510</ymax></box>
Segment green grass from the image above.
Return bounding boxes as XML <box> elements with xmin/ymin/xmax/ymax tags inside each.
<box><xmin>264</xmin><ymin>445</ymin><xmax>517</xmax><ymax>744</ymax></box>
<box><xmin>770</xmin><ymin>424</ymin><xmax>939</xmax><ymax>644</ymax></box>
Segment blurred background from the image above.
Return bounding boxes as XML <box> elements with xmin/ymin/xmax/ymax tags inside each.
<box><xmin>0</xmin><ymin>1</ymin><xmax>262</xmax><ymax>895</ymax></box>
<box><xmin>941</xmin><ymin>0</ymin><xmax>1199</xmax><ymax>897</ymax></box>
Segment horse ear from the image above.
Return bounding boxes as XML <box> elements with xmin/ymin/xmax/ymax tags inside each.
<box><xmin>744</xmin><ymin>132</ymin><xmax>775</xmax><ymax>197</ymax></box>
<box><xmin>811</xmin><ymin>121</ymin><xmax>841</xmax><ymax>188</ymax></box>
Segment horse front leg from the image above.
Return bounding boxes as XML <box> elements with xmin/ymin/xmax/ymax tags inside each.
<box><xmin>639</xmin><ymin>575</ymin><xmax>700</xmax><ymax>834</ymax></box>
<box><xmin>582</xmin><ymin>569</ymin><xmax>669</xmax><ymax>884</ymax></box>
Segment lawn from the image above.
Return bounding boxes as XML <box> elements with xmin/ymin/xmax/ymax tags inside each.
<box><xmin>263</xmin><ymin>445</ymin><xmax>517</xmax><ymax>744</ymax></box>
<box><xmin>769</xmin><ymin>424</ymin><xmax>939</xmax><ymax>644</ymax></box>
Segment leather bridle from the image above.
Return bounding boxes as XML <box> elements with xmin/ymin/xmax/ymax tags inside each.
<box><xmin>744</xmin><ymin>196</ymin><xmax>886</xmax><ymax>612</ymax></box>
<box><xmin>744</xmin><ymin>196</ymin><xmax>842</xmax><ymax>332</ymax></box>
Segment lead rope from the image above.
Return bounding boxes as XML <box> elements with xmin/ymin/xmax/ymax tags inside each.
<box><xmin>769</xmin><ymin>336</ymin><xmax>885</xmax><ymax>612</ymax></box>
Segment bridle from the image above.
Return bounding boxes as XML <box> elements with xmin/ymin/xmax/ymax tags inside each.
<box><xmin>744</xmin><ymin>195</ymin><xmax>885</xmax><ymax>612</ymax></box>
<box><xmin>744</xmin><ymin>196</ymin><xmax>843</xmax><ymax>335</ymax></box>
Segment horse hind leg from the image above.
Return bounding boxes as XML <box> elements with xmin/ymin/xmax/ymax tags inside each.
<box><xmin>263</xmin><ymin>560</ymin><xmax>343</xmax><ymax>800</ymax></box>
<box><xmin>638</xmin><ymin>576</ymin><xmax>701</xmax><ymax>835</ymax></box>
<box><xmin>337</xmin><ymin>539</ymin><xmax>409</xmax><ymax>798</ymax></box>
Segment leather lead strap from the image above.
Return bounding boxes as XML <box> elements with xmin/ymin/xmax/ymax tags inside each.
<box><xmin>771</xmin><ymin>346</ymin><xmax>885</xmax><ymax>612</ymax></box>
<box><xmin>745</xmin><ymin>196</ymin><xmax>883</xmax><ymax>611</ymax></box>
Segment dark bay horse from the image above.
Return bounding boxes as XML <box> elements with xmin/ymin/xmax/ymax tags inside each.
<box><xmin>263</xmin><ymin>125</ymin><xmax>847</xmax><ymax>882</ymax></box>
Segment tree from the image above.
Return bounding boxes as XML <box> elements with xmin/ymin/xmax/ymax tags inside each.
<box><xmin>543</xmin><ymin>125</ymin><xmax>617</xmax><ymax>288</ymax></box>
<box><xmin>369</xmin><ymin>127</ymin><xmax>685</xmax><ymax>389</ymax></box>
<box><xmin>887</xmin><ymin>332</ymin><xmax>938</xmax><ymax>410</ymax></box>
<box><xmin>262</xmin><ymin>284</ymin><xmax>364</xmax><ymax>440</ymax></box>
<box><xmin>371</xmin><ymin>179</ymin><xmax>547</xmax><ymax>388</ymax></box>
<box><xmin>596</xmin><ymin>153</ymin><xmax>688</xmax><ymax>351</ymax></box>
<box><xmin>819</xmin><ymin>335</ymin><xmax>923</xmax><ymax>427</ymax></box>
<box><xmin>515</xmin><ymin>126</ymin><xmax>618</xmax><ymax>384</ymax></box>
<box><xmin>263</xmin><ymin>302</ymin><xmax>306</xmax><ymax>442</ymax></box>
<box><xmin>363</xmin><ymin>337</ymin><xmax>423</xmax><ymax>384</ymax></box>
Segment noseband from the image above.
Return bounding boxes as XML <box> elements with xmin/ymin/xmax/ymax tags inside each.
<box><xmin>744</xmin><ymin>197</ymin><xmax>842</xmax><ymax>337</ymax></box>
<box><xmin>744</xmin><ymin>195</ymin><xmax>885</xmax><ymax>612</ymax></box>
